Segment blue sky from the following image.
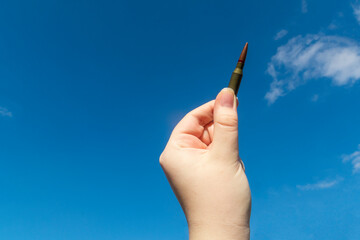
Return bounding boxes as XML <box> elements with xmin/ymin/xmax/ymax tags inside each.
<box><xmin>0</xmin><ymin>0</ymin><xmax>360</xmax><ymax>239</ymax></box>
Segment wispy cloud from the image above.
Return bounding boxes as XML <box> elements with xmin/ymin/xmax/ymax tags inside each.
<box><xmin>274</xmin><ymin>29</ymin><xmax>288</xmax><ymax>40</ymax></box>
<box><xmin>301</xmin><ymin>0</ymin><xmax>308</xmax><ymax>13</ymax></box>
<box><xmin>311</xmin><ymin>94</ymin><xmax>319</xmax><ymax>102</ymax></box>
<box><xmin>328</xmin><ymin>23</ymin><xmax>337</xmax><ymax>30</ymax></box>
<box><xmin>342</xmin><ymin>144</ymin><xmax>360</xmax><ymax>173</ymax></box>
<box><xmin>265</xmin><ymin>34</ymin><xmax>360</xmax><ymax>104</ymax></box>
<box><xmin>0</xmin><ymin>107</ymin><xmax>12</xmax><ymax>117</ymax></box>
<box><xmin>297</xmin><ymin>178</ymin><xmax>342</xmax><ymax>190</ymax></box>
<box><xmin>352</xmin><ymin>2</ymin><xmax>360</xmax><ymax>24</ymax></box>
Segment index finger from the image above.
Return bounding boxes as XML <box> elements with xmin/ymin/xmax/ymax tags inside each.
<box><xmin>172</xmin><ymin>100</ymin><xmax>215</xmax><ymax>138</ymax></box>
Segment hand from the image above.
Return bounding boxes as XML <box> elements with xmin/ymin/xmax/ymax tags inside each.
<box><xmin>160</xmin><ymin>88</ymin><xmax>251</xmax><ymax>240</ymax></box>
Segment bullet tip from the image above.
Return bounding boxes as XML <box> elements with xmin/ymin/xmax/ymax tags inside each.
<box><xmin>238</xmin><ymin>42</ymin><xmax>248</xmax><ymax>64</ymax></box>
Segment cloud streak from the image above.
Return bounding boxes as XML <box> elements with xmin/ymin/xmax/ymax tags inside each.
<box><xmin>297</xmin><ymin>178</ymin><xmax>342</xmax><ymax>190</ymax></box>
<box><xmin>311</xmin><ymin>94</ymin><xmax>319</xmax><ymax>102</ymax></box>
<box><xmin>265</xmin><ymin>34</ymin><xmax>360</xmax><ymax>104</ymax></box>
<box><xmin>352</xmin><ymin>3</ymin><xmax>360</xmax><ymax>24</ymax></box>
<box><xmin>342</xmin><ymin>144</ymin><xmax>360</xmax><ymax>173</ymax></box>
<box><xmin>274</xmin><ymin>29</ymin><xmax>288</xmax><ymax>40</ymax></box>
<box><xmin>0</xmin><ymin>107</ymin><xmax>12</xmax><ymax>117</ymax></box>
<box><xmin>301</xmin><ymin>0</ymin><xmax>308</xmax><ymax>13</ymax></box>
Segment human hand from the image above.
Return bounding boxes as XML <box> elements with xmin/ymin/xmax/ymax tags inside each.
<box><xmin>160</xmin><ymin>88</ymin><xmax>251</xmax><ymax>240</ymax></box>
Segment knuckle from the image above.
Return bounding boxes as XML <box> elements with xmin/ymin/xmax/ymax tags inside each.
<box><xmin>159</xmin><ymin>151</ymin><xmax>167</xmax><ymax>167</ymax></box>
<box><xmin>217</xmin><ymin>114</ymin><xmax>238</xmax><ymax>128</ymax></box>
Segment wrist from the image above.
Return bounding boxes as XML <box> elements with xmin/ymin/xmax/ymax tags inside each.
<box><xmin>188</xmin><ymin>222</ymin><xmax>250</xmax><ymax>240</ymax></box>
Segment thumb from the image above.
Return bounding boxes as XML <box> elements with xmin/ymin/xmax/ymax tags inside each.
<box><xmin>211</xmin><ymin>88</ymin><xmax>239</xmax><ymax>154</ymax></box>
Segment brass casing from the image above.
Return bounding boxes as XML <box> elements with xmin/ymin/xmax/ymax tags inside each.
<box><xmin>228</xmin><ymin>62</ymin><xmax>244</xmax><ymax>95</ymax></box>
<box><xmin>228</xmin><ymin>72</ymin><xmax>243</xmax><ymax>95</ymax></box>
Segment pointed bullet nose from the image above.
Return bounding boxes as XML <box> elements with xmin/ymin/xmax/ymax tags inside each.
<box><xmin>238</xmin><ymin>42</ymin><xmax>248</xmax><ymax>64</ymax></box>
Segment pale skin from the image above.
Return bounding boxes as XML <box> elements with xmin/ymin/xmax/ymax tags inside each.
<box><xmin>160</xmin><ymin>88</ymin><xmax>251</xmax><ymax>240</ymax></box>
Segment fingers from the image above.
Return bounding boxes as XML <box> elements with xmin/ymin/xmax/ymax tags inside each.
<box><xmin>172</xmin><ymin>100</ymin><xmax>215</xmax><ymax>138</ymax></box>
<box><xmin>199</xmin><ymin>121</ymin><xmax>214</xmax><ymax>146</ymax></box>
<box><xmin>211</xmin><ymin>88</ymin><xmax>239</xmax><ymax>154</ymax></box>
<box><xmin>170</xmin><ymin>88</ymin><xmax>239</xmax><ymax>155</ymax></box>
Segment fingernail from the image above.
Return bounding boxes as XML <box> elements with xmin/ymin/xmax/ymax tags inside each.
<box><xmin>219</xmin><ymin>88</ymin><xmax>235</xmax><ymax>108</ymax></box>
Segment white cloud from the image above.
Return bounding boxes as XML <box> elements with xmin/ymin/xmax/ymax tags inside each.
<box><xmin>302</xmin><ymin>0</ymin><xmax>308</xmax><ymax>13</ymax></box>
<box><xmin>274</xmin><ymin>29</ymin><xmax>288</xmax><ymax>40</ymax></box>
<box><xmin>0</xmin><ymin>107</ymin><xmax>12</xmax><ymax>117</ymax></box>
<box><xmin>297</xmin><ymin>178</ymin><xmax>342</xmax><ymax>190</ymax></box>
<box><xmin>265</xmin><ymin>34</ymin><xmax>360</xmax><ymax>104</ymax></box>
<box><xmin>342</xmin><ymin>144</ymin><xmax>360</xmax><ymax>173</ymax></box>
<box><xmin>352</xmin><ymin>3</ymin><xmax>360</xmax><ymax>24</ymax></box>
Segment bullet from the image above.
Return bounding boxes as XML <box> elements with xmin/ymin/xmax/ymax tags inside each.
<box><xmin>228</xmin><ymin>42</ymin><xmax>248</xmax><ymax>95</ymax></box>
